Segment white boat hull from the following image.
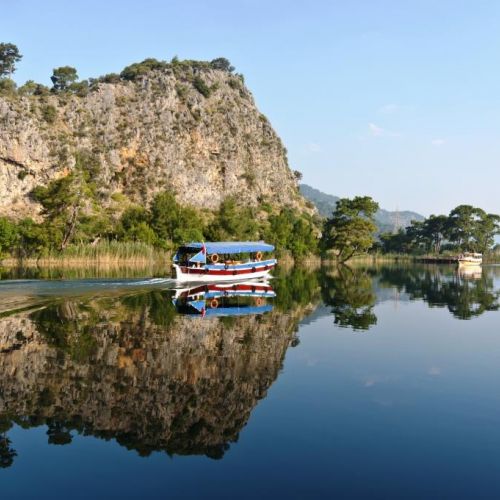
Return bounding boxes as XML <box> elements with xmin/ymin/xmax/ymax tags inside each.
<box><xmin>172</xmin><ymin>261</ymin><xmax>276</xmax><ymax>283</ymax></box>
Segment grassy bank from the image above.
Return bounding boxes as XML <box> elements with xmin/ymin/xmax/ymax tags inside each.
<box><xmin>1</xmin><ymin>241</ymin><xmax>169</xmax><ymax>267</ymax></box>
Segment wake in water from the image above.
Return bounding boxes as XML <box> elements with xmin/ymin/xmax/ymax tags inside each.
<box><xmin>0</xmin><ymin>278</ymin><xmax>178</xmax><ymax>315</ymax></box>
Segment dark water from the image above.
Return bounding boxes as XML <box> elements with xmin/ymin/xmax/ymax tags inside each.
<box><xmin>0</xmin><ymin>264</ymin><xmax>499</xmax><ymax>499</ymax></box>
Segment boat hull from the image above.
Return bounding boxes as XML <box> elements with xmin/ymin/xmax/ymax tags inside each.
<box><xmin>173</xmin><ymin>259</ymin><xmax>277</xmax><ymax>283</ymax></box>
<box><xmin>457</xmin><ymin>259</ymin><xmax>482</xmax><ymax>267</ymax></box>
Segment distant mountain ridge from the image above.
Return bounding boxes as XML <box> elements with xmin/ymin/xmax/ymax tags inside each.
<box><xmin>300</xmin><ymin>184</ymin><xmax>424</xmax><ymax>232</ymax></box>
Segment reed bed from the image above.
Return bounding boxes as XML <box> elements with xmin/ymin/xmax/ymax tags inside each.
<box><xmin>1</xmin><ymin>241</ymin><xmax>169</xmax><ymax>268</ymax></box>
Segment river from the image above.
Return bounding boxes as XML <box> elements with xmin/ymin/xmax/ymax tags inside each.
<box><xmin>0</xmin><ymin>263</ymin><xmax>499</xmax><ymax>498</ymax></box>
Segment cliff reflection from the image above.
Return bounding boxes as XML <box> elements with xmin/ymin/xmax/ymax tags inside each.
<box><xmin>0</xmin><ymin>270</ymin><xmax>320</xmax><ymax>467</ymax></box>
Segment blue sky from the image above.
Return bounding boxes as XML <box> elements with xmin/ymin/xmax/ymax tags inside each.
<box><xmin>3</xmin><ymin>0</ymin><xmax>500</xmax><ymax>216</ymax></box>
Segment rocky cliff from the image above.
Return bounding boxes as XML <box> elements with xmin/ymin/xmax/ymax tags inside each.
<box><xmin>0</xmin><ymin>60</ymin><xmax>304</xmax><ymax>219</ymax></box>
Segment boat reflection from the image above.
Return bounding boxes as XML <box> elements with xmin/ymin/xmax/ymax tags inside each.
<box><xmin>172</xmin><ymin>280</ymin><xmax>275</xmax><ymax>317</ymax></box>
<box><xmin>456</xmin><ymin>265</ymin><xmax>482</xmax><ymax>280</ymax></box>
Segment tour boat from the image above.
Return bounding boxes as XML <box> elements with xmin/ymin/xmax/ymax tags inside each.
<box><xmin>457</xmin><ymin>252</ymin><xmax>483</xmax><ymax>266</ymax></box>
<box><xmin>172</xmin><ymin>280</ymin><xmax>275</xmax><ymax>317</ymax></box>
<box><xmin>172</xmin><ymin>241</ymin><xmax>277</xmax><ymax>282</ymax></box>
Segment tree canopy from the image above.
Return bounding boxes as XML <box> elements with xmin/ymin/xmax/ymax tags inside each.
<box><xmin>321</xmin><ymin>196</ymin><xmax>379</xmax><ymax>262</ymax></box>
<box><xmin>380</xmin><ymin>205</ymin><xmax>500</xmax><ymax>254</ymax></box>
<box><xmin>51</xmin><ymin>66</ymin><xmax>78</xmax><ymax>91</ymax></box>
<box><xmin>0</xmin><ymin>42</ymin><xmax>22</xmax><ymax>77</ymax></box>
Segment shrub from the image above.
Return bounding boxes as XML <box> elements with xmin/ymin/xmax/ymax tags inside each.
<box><xmin>41</xmin><ymin>104</ymin><xmax>57</xmax><ymax>123</ymax></box>
<box><xmin>193</xmin><ymin>76</ymin><xmax>211</xmax><ymax>97</ymax></box>
<box><xmin>0</xmin><ymin>78</ymin><xmax>16</xmax><ymax>96</ymax></box>
<box><xmin>120</xmin><ymin>58</ymin><xmax>167</xmax><ymax>81</ymax></box>
<box><xmin>210</xmin><ymin>57</ymin><xmax>235</xmax><ymax>72</ymax></box>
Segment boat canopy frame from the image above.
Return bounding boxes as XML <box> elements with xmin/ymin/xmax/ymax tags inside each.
<box><xmin>173</xmin><ymin>241</ymin><xmax>275</xmax><ymax>264</ymax></box>
<box><xmin>180</xmin><ymin>241</ymin><xmax>274</xmax><ymax>254</ymax></box>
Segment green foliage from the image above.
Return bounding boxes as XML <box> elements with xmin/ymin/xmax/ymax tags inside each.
<box><xmin>380</xmin><ymin>205</ymin><xmax>500</xmax><ymax>254</ymax></box>
<box><xmin>0</xmin><ymin>217</ymin><xmax>17</xmax><ymax>256</ymax></box>
<box><xmin>175</xmin><ymin>83</ymin><xmax>188</xmax><ymax>100</ymax></box>
<box><xmin>265</xmin><ymin>208</ymin><xmax>318</xmax><ymax>259</ymax></box>
<box><xmin>98</xmin><ymin>73</ymin><xmax>121</xmax><ymax>84</ymax></box>
<box><xmin>150</xmin><ymin>191</ymin><xmax>204</xmax><ymax>248</ymax></box>
<box><xmin>207</xmin><ymin>197</ymin><xmax>257</xmax><ymax>241</ymax></box>
<box><xmin>320</xmin><ymin>266</ymin><xmax>377</xmax><ymax>330</ymax></box>
<box><xmin>18</xmin><ymin>80</ymin><xmax>37</xmax><ymax>96</ymax></box>
<box><xmin>30</xmin><ymin>150</ymin><xmax>103</xmax><ymax>251</ymax></box>
<box><xmin>68</xmin><ymin>80</ymin><xmax>89</xmax><ymax>97</ymax></box>
<box><xmin>41</xmin><ymin>104</ymin><xmax>57</xmax><ymax>123</ymax></box>
<box><xmin>0</xmin><ymin>78</ymin><xmax>16</xmax><ymax>96</ymax></box>
<box><xmin>16</xmin><ymin>218</ymin><xmax>49</xmax><ymax>257</ymax></box>
<box><xmin>0</xmin><ymin>43</ymin><xmax>22</xmax><ymax>77</ymax></box>
<box><xmin>120</xmin><ymin>58</ymin><xmax>167</xmax><ymax>81</ymax></box>
<box><xmin>321</xmin><ymin>196</ymin><xmax>379</xmax><ymax>262</ymax></box>
<box><xmin>210</xmin><ymin>57</ymin><xmax>235</xmax><ymax>72</ymax></box>
<box><xmin>18</xmin><ymin>80</ymin><xmax>49</xmax><ymax>96</ymax></box>
<box><xmin>193</xmin><ymin>76</ymin><xmax>211</xmax><ymax>97</ymax></box>
<box><xmin>118</xmin><ymin>206</ymin><xmax>156</xmax><ymax>245</ymax></box>
<box><xmin>51</xmin><ymin>66</ymin><xmax>78</xmax><ymax>91</ymax></box>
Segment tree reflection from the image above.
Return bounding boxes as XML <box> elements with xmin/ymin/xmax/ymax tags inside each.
<box><xmin>378</xmin><ymin>266</ymin><xmax>500</xmax><ymax>320</ymax></box>
<box><xmin>320</xmin><ymin>265</ymin><xmax>377</xmax><ymax>331</ymax></box>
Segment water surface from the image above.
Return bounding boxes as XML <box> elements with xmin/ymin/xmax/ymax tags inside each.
<box><xmin>0</xmin><ymin>264</ymin><xmax>499</xmax><ymax>498</ymax></box>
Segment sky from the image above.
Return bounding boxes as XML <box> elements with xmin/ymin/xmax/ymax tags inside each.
<box><xmin>3</xmin><ymin>0</ymin><xmax>500</xmax><ymax>216</ymax></box>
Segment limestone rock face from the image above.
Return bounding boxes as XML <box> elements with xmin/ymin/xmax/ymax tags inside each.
<box><xmin>0</xmin><ymin>66</ymin><xmax>304</xmax><ymax>219</ymax></box>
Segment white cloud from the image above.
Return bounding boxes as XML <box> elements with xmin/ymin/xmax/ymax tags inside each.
<box><xmin>428</xmin><ymin>366</ymin><xmax>441</xmax><ymax>376</ymax></box>
<box><xmin>431</xmin><ymin>138</ymin><xmax>445</xmax><ymax>146</ymax></box>
<box><xmin>369</xmin><ymin>123</ymin><xmax>400</xmax><ymax>138</ymax></box>
<box><xmin>306</xmin><ymin>142</ymin><xmax>322</xmax><ymax>153</ymax></box>
<box><xmin>378</xmin><ymin>103</ymin><xmax>399</xmax><ymax>114</ymax></box>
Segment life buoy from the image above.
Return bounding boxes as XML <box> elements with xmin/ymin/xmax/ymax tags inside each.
<box><xmin>210</xmin><ymin>298</ymin><xmax>219</xmax><ymax>309</ymax></box>
<box><xmin>255</xmin><ymin>297</ymin><xmax>263</xmax><ymax>306</ymax></box>
<box><xmin>210</xmin><ymin>253</ymin><xmax>219</xmax><ymax>263</ymax></box>
<box><xmin>256</xmin><ymin>251</ymin><xmax>263</xmax><ymax>261</ymax></box>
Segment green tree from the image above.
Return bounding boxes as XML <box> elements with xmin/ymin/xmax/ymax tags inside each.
<box><xmin>16</xmin><ymin>218</ymin><xmax>49</xmax><ymax>257</ymax></box>
<box><xmin>210</xmin><ymin>57</ymin><xmax>235</xmax><ymax>72</ymax></box>
<box><xmin>321</xmin><ymin>196</ymin><xmax>379</xmax><ymax>262</ymax></box>
<box><xmin>120</xmin><ymin>58</ymin><xmax>166</xmax><ymax>81</ymax></box>
<box><xmin>266</xmin><ymin>208</ymin><xmax>318</xmax><ymax>258</ymax></box>
<box><xmin>0</xmin><ymin>42</ymin><xmax>22</xmax><ymax>77</ymax></box>
<box><xmin>421</xmin><ymin>214</ymin><xmax>449</xmax><ymax>253</ymax></box>
<box><xmin>51</xmin><ymin>66</ymin><xmax>78</xmax><ymax>91</ymax></box>
<box><xmin>207</xmin><ymin>197</ymin><xmax>257</xmax><ymax>241</ymax></box>
<box><xmin>380</xmin><ymin>228</ymin><xmax>413</xmax><ymax>254</ymax></box>
<box><xmin>31</xmin><ymin>150</ymin><xmax>103</xmax><ymax>250</ymax></box>
<box><xmin>473</xmin><ymin>213</ymin><xmax>500</xmax><ymax>253</ymax></box>
<box><xmin>0</xmin><ymin>217</ymin><xmax>17</xmax><ymax>256</ymax></box>
<box><xmin>150</xmin><ymin>191</ymin><xmax>204</xmax><ymax>247</ymax></box>
<box><xmin>118</xmin><ymin>206</ymin><xmax>156</xmax><ymax>244</ymax></box>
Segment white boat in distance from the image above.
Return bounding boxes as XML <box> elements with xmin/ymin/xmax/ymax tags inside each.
<box><xmin>172</xmin><ymin>241</ymin><xmax>277</xmax><ymax>282</ymax></box>
<box><xmin>457</xmin><ymin>252</ymin><xmax>483</xmax><ymax>266</ymax></box>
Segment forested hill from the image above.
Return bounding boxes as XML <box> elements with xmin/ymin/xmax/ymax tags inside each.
<box><xmin>300</xmin><ymin>184</ymin><xmax>425</xmax><ymax>232</ymax></box>
<box><xmin>0</xmin><ymin>57</ymin><xmax>307</xmax><ymax>220</ymax></box>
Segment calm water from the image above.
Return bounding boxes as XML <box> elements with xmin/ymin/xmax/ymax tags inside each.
<box><xmin>0</xmin><ymin>264</ymin><xmax>499</xmax><ymax>499</ymax></box>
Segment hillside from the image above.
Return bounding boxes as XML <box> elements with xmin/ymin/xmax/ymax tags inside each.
<box><xmin>0</xmin><ymin>58</ymin><xmax>306</xmax><ymax>220</ymax></box>
<box><xmin>300</xmin><ymin>184</ymin><xmax>424</xmax><ymax>232</ymax></box>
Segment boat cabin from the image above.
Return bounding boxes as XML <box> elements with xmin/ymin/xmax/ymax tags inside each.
<box><xmin>172</xmin><ymin>241</ymin><xmax>277</xmax><ymax>282</ymax></box>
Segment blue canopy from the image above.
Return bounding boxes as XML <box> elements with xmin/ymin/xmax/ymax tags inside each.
<box><xmin>181</xmin><ymin>241</ymin><xmax>274</xmax><ymax>254</ymax></box>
